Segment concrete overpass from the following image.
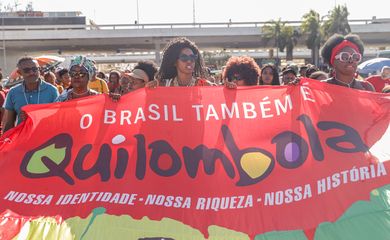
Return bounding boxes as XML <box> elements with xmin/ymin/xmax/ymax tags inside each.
<box><xmin>1</xmin><ymin>18</ymin><xmax>390</xmax><ymax>74</ymax></box>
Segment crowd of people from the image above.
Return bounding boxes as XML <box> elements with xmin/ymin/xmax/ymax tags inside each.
<box><xmin>0</xmin><ymin>33</ymin><xmax>389</xmax><ymax>135</ymax></box>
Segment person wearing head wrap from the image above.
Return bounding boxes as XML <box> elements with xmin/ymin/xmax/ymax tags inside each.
<box><xmin>320</xmin><ymin>34</ymin><xmax>374</xmax><ymax>91</ymax></box>
<box><xmin>69</xmin><ymin>56</ymin><xmax>96</xmax><ymax>80</ymax></box>
<box><xmin>56</xmin><ymin>56</ymin><xmax>99</xmax><ymax>102</ymax></box>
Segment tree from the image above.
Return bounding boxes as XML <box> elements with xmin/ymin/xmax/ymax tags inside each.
<box><xmin>262</xmin><ymin>18</ymin><xmax>285</xmax><ymax>64</ymax></box>
<box><xmin>280</xmin><ymin>26</ymin><xmax>300</xmax><ymax>61</ymax></box>
<box><xmin>301</xmin><ymin>10</ymin><xmax>322</xmax><ymax>65</ymax></box>
<box><xmin>262</xmin><ymin>19</ymin><xmax>300</xmax><ymax>62</ymax></box>
<box><xmin>25</xmin><ymin>2</ymin><xmax>34</xmax><ymax>12</ymax></box>
<box><xmin>322</xmin><ymin>5</ymin><xmax>351</xmax><ymax>39</ymax></box>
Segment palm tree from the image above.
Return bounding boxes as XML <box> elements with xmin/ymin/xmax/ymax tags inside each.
<box><xmin>263</xmin><ymin>19</ymin><xmax>301</xmax><ymax>62</ymax></box>
<box><xmin>301</xmin><ymin>10</ymin><xmax>322</xmax><ymax>65</ymax></box>
<box><xmin>280</xmin><ymin>26</ymin><xmax>300</xmax><ymax>61</ymax></box>
<box><xmin>322</xmin><ymin>5</ymin><xmax>351</xmax><ymax>39</ymax></box>
<box><xmin>262</xmin><ymin>18</ymin><xmax>285</xmax><ymax>65</ymax></box>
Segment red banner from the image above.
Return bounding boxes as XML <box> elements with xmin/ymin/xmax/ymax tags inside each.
<box><xmin>0</xmin><ymin>79</ymin><xmax>389</xmax><ymax>239</ymax></box>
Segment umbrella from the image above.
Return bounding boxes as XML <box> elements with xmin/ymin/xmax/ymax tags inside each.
<box><xmin>358</xmin><ymin>58</ymin><xmax>390</xmax><ymax>78</ymax></box>
<box><xmin>4</xmin><ymin>69</ymin><xmax>23</xmax><ymax>88</ymax></box>
<box><xmin>35</xmin><ymin>55</ymin><xmax>65</xmax><ymax>72</ymax></box>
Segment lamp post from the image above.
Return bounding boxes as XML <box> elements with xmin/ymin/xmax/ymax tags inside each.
<box><xmin>192</xmin><ymin>0</ymin><xmax>196</xmax><ymax>24</ymax></box>
<box><xmin>136</xmin><ymin>0</ymin><xmax>139</xmax><ymax>24</ymax></box>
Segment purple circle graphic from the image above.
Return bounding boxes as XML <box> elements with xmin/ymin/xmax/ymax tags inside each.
<box><xmin>284</xmin><ymin>142</ymin><xmax>300</xmax><ymax>162</ymax></box>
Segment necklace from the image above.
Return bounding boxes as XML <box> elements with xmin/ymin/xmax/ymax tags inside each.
<box><xmin>173</xmin><ymin>77</ymin><xmax>196</xmax><ymax>87</ymax></box>
<box><xmin>72</xmin><ymin>89</ymin><xmax>90</xmax><ymax>96</ymax></box>
<box><xmin>70</xmin><ymin>89</ymin><xmax>91</xmax><ymax>100</ymax></box>
<box><xmin>23</xmin><ymin>81</ymin><xmax>40</xmax><ymax>105</ymax></box>
<box><xmin>333</xmin><ymin>77</ymin><xmax>354</xmax><ymax>88</ymax></box>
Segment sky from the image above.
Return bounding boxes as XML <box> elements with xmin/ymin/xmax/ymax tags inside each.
<box><xmin>0</xmin><ymin>0</ymin><xmax>388</xmax><ymax>25</ymax></box>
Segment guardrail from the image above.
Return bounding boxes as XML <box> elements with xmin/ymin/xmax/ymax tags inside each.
<box><xmin>1</xmin><ymin>18</ymin><xmax>390</xmax><ymax>31</ymax></box>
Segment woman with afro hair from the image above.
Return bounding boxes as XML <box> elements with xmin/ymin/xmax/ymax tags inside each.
<box><xmin>148</xmin><ymin>37</ymin><xmax>213</xmax><ymax>87</ymax></box>
<box><xmin>320</xmin><ymin>33</ymin><xmax>374</xmax><ymax>91</ymax></box>
<box><xmin>223</xmin><ymin>56</ymin><xmax>261</xmax><ymax>88</ymax></box>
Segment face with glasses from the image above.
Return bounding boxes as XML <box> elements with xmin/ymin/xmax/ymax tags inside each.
<box><xmin>129</xmin><ymin>76</ymin><xmax>145</xmax><ymax>90</ymax></box>
<box><xmin>69</xmin><ymin>65</ymin><xmax>89</xmax><ymax>89</ymax></box>
<box><xmin>176</xmin><ymin>48</ymin><xmax>197</xmax><ymax>75</ymax></box>
<box><xmin>333</xmin><ymin>47</ymin><xmax>361</xmax><ymax>76</ymax></box>
<box><xmin>229</xmin><ymin>73</ymin><xmax>247</xmax><ymax>86</ymax></box>
<box><xmin>18</xmin><ymin>59</ymin><xmax>41</xmax><ymax>84</ymax></box>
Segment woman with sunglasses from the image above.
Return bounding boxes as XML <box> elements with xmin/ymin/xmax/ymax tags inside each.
<box><xmin>56</xmin><ymin>56</ymin><xmax>99</xmax><ymax>102</ymax></box>
<box><xmin>223</xmin><ymin>56</ymin><xmax>261</xmax><ymax>88</ymax></box>
<box><xmin>149</xmin><ymin>37</ymin><xmax>211</xmax><ymax>87</ymax></box>
<box><xmin>320</xmin><ymin>34</ymin><xmax>374</xmax><ymax>91</ymax></box>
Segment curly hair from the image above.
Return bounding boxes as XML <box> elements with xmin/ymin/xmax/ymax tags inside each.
<box><xmin>320</xmin><ymin>34</ymin><xmax>364</xmax><ymax>66</ymax></box>
<box><xmin>156</xmin><ymin>37</ymin><xmax>206</xmax><ymax>81</ymax></box>
<box><xmin>259</xmin><ymin>64</ymin><xmax>280</xmax><ymax>85</ymax></box>
<box><xmin>222</xmin><ymin>56</ymin><xmax>261</xmax><ymax>86</ymax></box>
<box><xmin>133</xmin><ymin>60</ymin><xmax>158</xmax><ymax>81</ymax></box>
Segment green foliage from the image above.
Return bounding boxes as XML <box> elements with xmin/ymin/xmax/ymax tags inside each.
<box><xmin>322</xmin><ymin>5</ymin><xmax>351</xmax><ymax>38</ymax></box>
<box><xmin>301</xmin><ymin>10</ymin><xmax>322</xmax><ymax>50</ymax></box>
<box><xmin>300</xmin><ymin>5</ymin><xmax>351</xmax><ymax>64</ymax></box>
<box><xmin>262</xmin><ymin>19</ymin><xmax>300</xmax><ymax>61</ymax></box>
<box><xmin>263</xmin><ymin>19</ymin><xmax>285</xmax><ymax>51</ymax></box>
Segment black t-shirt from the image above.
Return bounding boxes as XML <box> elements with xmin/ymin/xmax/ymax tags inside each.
<box><xmin>321</xmin><ymin>77</ymin><xmax>375</xmax><ymax>91</ymax></box>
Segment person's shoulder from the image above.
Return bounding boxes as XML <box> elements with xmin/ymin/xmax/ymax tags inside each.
<box><xmin>90</xmin><ymin>89</ymin><xmax>100</xmax><ymax>95</ymax></box>
<box><xmin>355</xmin><ymin>79</ymin><xmax>375</xmax><ymax>91</ymax></box>
<box><xmin>8</xmin><ymin>83</ymin><xmax>23</xmax><ymax>91</ymax></box>
<box><xmin>6</xmin><ymin>83</ymin><xmax>23</xmax><ymax>96</ymax></box>
<box><xmin>196</xmin><ymin>78</ymin><xmax>216</xmax><ymax>86</ymax></box>
<box><xmin>56</xmin><ymin>91</ymin><xmax>69</xmax><ymax>102</ymax></box>
<box><xmin>96</xmin><ymin>77</ymin><xmax>107</xmax><ymax>83</ymax></box>
<box><xmin>41</xmin><ymin>80</ymin><xmax>57</xmax><ymax>90</ymax></box>
<box><xmin>320</xmin><ymin>77</ymin><xmax>333</xmax><ymax>83</ymax></box>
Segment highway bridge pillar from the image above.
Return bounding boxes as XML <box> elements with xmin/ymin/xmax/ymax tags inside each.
<box><xmin>154</xmin><ymin>42</ymin><xmax>161</xmax><ymax>65</ymax></box>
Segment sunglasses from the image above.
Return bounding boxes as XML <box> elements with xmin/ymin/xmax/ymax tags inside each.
<box><xmin>335</xmin><ymin>52</ymin><xmax>362</xmax><ymax>63</ymax></box>
<box><xmin>69</xmin><ymin>71</ymin><xmax>88</xmax><ymax>78</ymax></box>
<box><xmin>21</xmin><ymin>67</ymin><xmax>40</xmax><ymax>73</ymax></box>
<box><xmin>178</xmin><ymin>54</ymin><xmax>198</xmax><ymax>62</ymax></box>
<box><xmin>230</xmin><ymin>73</ymin><xmax>243</xmax><ymax>81</ymax></box>
<box><xmin>130</xmin><ymin>78</ymin><xmax>145</xmax><ymax>85</ymax></box>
